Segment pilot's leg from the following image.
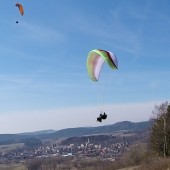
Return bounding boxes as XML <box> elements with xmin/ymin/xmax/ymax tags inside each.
<box><xmin>97</xmin><ymin>117</ymin><xmax>102</xmax><ymax>122</ymax></box>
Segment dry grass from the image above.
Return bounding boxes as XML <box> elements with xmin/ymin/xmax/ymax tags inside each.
<box><xmin>0</xmin><ymin>143</ymin><xmax>24</xmax><ymax>152</ymax></box>
<box><xmin>0</xmin><ymin>164</ymin><xmax>26</xmax><ymax>170</ymax></box>
<box><xmin>1</xmin><ymin>157</ymin><xmax>170</xmax><ymax>170</ymax></box>
<box><xmin>115</xmin><ymin>157</ymin><xmax>170</xmax><ymax>170</ymax></box>
<box><xmin>117</xmin><ymin>166</ymin><xmax>140</xmax><ymax>170</ymax></box>
<box><xmin>138</xmin><ymin>157</ymin><xmax>170</xmax><ymax>170</ymax></box>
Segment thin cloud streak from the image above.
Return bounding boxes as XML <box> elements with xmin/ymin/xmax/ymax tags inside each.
<box><xmin>13</xmin><ymin>21</ymin><xmax>66</xmax><ymax>44</ymax></box>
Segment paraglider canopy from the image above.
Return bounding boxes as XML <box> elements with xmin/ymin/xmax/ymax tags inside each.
<box><xmin>87</xmin><ymin>49</ymin><xmax>118</xmax><ymax>81</ymax></box>
<box><xmin>15</xmin><ymin>3</ymin><xmax>24</xmax><ymax>16</ymax></box>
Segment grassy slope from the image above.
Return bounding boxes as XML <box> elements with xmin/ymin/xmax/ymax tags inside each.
<box><xmin>0</xmin><ymin>164</ymin><xmax>26</xmax><ymax>170</ymax></box>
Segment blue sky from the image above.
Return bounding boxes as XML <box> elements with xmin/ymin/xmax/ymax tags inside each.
<box><xmin>0</xmin><ymin>0</ymin><xmax>170</xmax><ymax>133</ymax></box>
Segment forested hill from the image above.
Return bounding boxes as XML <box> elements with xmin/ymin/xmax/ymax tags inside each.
<box><xmin>34</xmin><ymin>120</ymin><xmax>153</xmax><ymax>139</ymax></box>
<box><xmin>0</xmin><ymin>121</ymin><xmax>153</xmax><ymax>144</ymax></box>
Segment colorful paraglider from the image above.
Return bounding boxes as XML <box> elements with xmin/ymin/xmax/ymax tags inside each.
<box><xmin>87</xmin><ymin>49</ymin><xmax>118</xmax><ymax>82</ymax></box>
<box><xmin>87</xmin><ymin>49</ymin><xmax>118</xmax><ymax>122</ymax></box>
<box><xmin>15</xmin><ymin>3</ymin><xmax>24</xmax><ymax>16</ymax></box>
<box><xmin>15</xmin><ymin>3</ymin><xmax>24</xmax><ymax>23</ymax></box>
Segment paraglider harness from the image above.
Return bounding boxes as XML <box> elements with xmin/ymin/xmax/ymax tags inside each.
<box><xmin>97</xmin><ymin>112</ymin><xmax>107</xmax><ymax>122</ymax></box>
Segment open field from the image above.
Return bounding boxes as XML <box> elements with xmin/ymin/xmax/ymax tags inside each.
<box><xmin>0</xmin><ymin>164</ymin><xmax>26</xmax><ymax>170</ymax></box>
<box><xmin>0</xmin><ymin>157</ymin><xmax>170</xmax><ymax>170</ymax></box>
<box><xmin>0</xmin><ymin>143</ymin><xmax>24</xmax><ymax>152</ymax></box>
<box><xmin>118</xmin><ymin>166</ymin><xmax>140</xmax><ymax>170</ymax></box>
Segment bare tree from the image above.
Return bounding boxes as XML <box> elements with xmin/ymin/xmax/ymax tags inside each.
<box><xmin>26</xmin><ymin>158</ymin><xmax>43</xmax><ymax>170</ymax></box>
<box><xmin>150</xmin><ymin>101</ymin><xmax>170</xmax><ymax>157</ymax></box>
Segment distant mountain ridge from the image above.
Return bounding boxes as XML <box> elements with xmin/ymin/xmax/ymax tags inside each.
<box><xmin>0</xmin><ymin>121</ymin><xmax>152</xmax><ymax>145</ymax></box>
<box><xmin>37</xmin><ymin>120</ymin><xmax>152</xmax><ymax>139</ymax></box>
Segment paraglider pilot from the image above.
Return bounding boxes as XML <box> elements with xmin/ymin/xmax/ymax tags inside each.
<box><xmin>97</xmin><ymin>112</ymin><xmax>107</xmax><ymax>123</ymax></box>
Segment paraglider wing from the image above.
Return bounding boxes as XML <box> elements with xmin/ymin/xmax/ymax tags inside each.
<box><xmin>15</xmin><ymin>3</ymin><xmax>24</xmax><ymax>16</ymax></box>
<box><xmin>87</xmin><ymin>49</ymin><xmax>118</xmax><ymax>81</ymax></box>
